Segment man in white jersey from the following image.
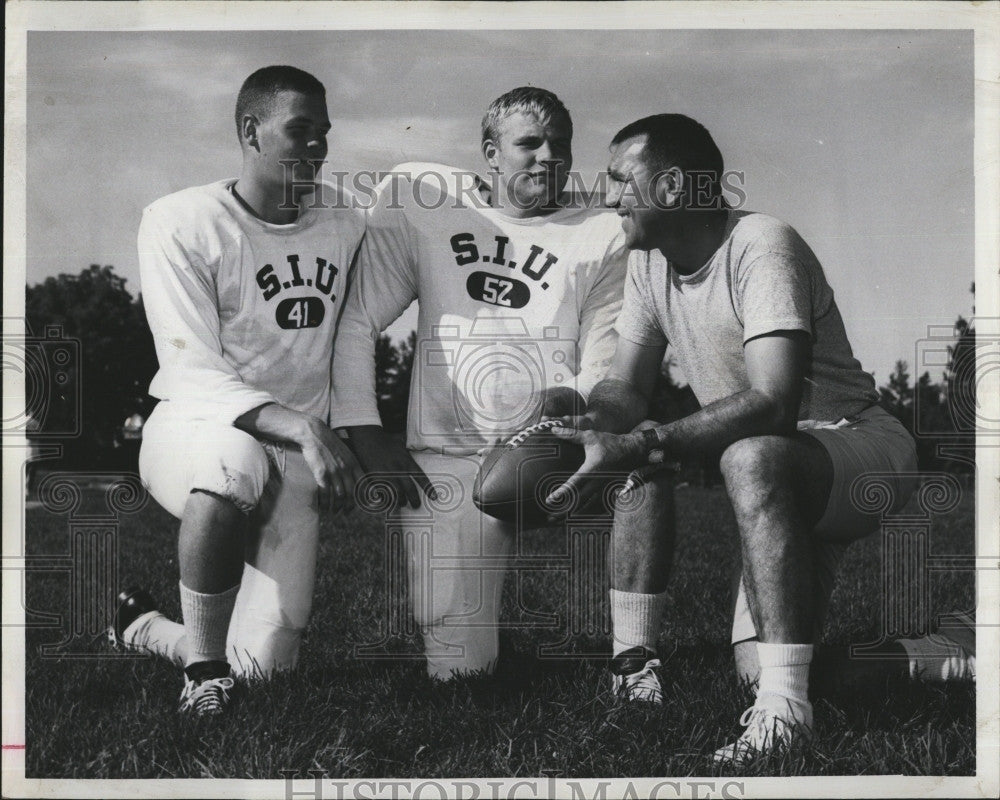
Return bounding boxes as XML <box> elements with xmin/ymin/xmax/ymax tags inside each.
<box><xmin>331</xmin><ymin>87</ymin><xmax>627</xmax><ymax>680</ymax></box>
<box><xmin>110</xmin><ymin>66</ymin><xmax>365</xmax><ymax>716</ymax></box>
<box><xmin>547</xmin><ymin>114</ymin><xmax>919</xmax><ymax>762</ymax></box>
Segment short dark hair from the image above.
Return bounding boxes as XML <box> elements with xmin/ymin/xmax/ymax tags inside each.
<box><xmin>235</xmin><ymin>66</ymin><xmax>326</xmax><ymax>140</ymax></box>
<box><xmin>612</xmin><ymin>114</ymin><xmax>724</xmax><ymax>204</ymax></box>
<box><xmin>481</xmin><ymin>86</ymin><xmax>572</xmax><ymax>145</ymax></box>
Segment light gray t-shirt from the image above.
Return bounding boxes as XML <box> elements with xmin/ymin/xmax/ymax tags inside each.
<box><xmin>616</xmin><ymin>210</ymin><xmax>878</xmax><ymax>423</ymax></box>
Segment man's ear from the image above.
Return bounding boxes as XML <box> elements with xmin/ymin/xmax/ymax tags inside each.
<box><xmin>482</xmin><ymin>138</ymin><xmax>499</xmax><ymax>170</ymax></box>
<box><xmin>653</xmin><ymin>166</ymin><xmax>685</xmax><ymax>209</ymax></box>
<box><xmin>241</xmin><ymin>115</ymin><xmax>260</xmax><ymax>151</ymax></box>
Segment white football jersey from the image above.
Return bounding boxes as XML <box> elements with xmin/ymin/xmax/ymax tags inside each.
<box><xmin>330</xmin><ymin>163</ymin><xmax>627</xmax><ymax>454</ymax></box>
<box><xmin>138</xmin><ymin>179</ymin><xmax>365</xmax><ymax>424</ymax></box>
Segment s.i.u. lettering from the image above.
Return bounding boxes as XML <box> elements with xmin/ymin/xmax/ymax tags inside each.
<box><xmin>255</xmin><ymin>253</ymin><xmax>339</xmax><ymax>328</ymax></box>
<box><xmin>255</xmin><ymin>254</ymin><xmax>340</xmax><ymax>303</ymax></box>
<box><xmin>449</xmin><ymin>233</ymin><xmax>559</xmax><ymax>307</ymax></box>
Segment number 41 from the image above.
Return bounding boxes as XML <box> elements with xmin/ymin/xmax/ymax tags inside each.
<box><xmin>287</xmin><ymin>300</ymin><xmax>309</xmax><ymax>327</ymax></box>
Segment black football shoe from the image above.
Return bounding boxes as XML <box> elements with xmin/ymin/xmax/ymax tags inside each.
<box><xmin>108</xmin><ymin>586</ymin><xmax>159</xmax><ymax>650</ymax></box>
<box><xmin>610</xmin><ymin>645</ymin><xmax>663</xmax><ymax>705</ymax></box>
<box><xmin>178</xmin><ymin>660</ymin><xmax>236</xmax><ymax>717</ymax></box>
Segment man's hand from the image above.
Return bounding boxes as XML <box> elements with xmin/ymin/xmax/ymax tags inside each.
<box><xmin>544</xmin><ymin>424</ymin><xmax>646</xmax><ymax>513</ymax></box>
<box><xmin>298</xmin><ymin>418</ymin><xmax>366</xmax><ymax>514</ymax></box>
<box><xmin>235</xmin><ymin>403</ymin><xmax>365</xmax><ymax>514</ymax></box>
<box><xmin>344</xmin><ymin>425</ymin><xmax>436</xmax><ymax>510</ymax></box>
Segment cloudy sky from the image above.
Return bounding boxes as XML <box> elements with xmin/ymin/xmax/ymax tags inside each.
<box><xmin>24</xmin><ymin>27</ymin><xmax>974</xmax><ymax>383</ymax></box>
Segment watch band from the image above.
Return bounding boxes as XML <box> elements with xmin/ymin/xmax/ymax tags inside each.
<box><xmin>641</xmin><ymin>427</ymin><xmax>661</xmax><ymax>454</ymax></box>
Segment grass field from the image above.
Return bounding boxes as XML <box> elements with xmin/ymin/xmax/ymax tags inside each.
<box><xmin>22</xmin><ymin>478</ymin><xmax>975</xmax><ymax>779</ymax></box>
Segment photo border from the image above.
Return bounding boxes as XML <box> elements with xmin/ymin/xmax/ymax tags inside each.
<box><xmin>4</xmin><ymin>2</ymin><xmax>998</xmax><ymax>798</ymax></box>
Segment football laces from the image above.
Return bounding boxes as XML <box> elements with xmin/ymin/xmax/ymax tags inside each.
<box><xmin>505</xmin><ymin>419</ymin><xmax>563</xmax><ymax>449</ymax></box>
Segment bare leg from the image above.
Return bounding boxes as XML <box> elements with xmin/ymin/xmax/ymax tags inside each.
<box><xmin>720</xmin><ymin>435</ymin><xmax>832</xmax><ymax>643</ymax></box>
<box><xmin>611</xmin><ymin>470</ymin><xmax>675</xmax><ymax>593</ymax></box>
<box><xmin>178</xmin><ymin>490</ymin><xmax>246</xmax><ymax>593</ymax></box>
<box><xmin>176</xmin><ymin>490</ymin><xmax>245</xmax><ymax>668</ymax></box>
<box><xmin>712</xmin><ymin>435</ymin><xmax>834</xmax><ymax>761</ymax></box>
<box><xmin>733</xmin><ymin>639</ymin><xmax>760</xmax><ymax>685</ymax></box>
<box><xmin>607</xmin><ymin>470</ymin><xmax>675</xmax><ymax>704</ymax></box>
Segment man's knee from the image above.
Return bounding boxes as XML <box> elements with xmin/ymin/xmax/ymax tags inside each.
<box><xmin>227</xmin><ymin>574</ymin><xmax>311</xmax><ymax>678</ymax></box>
<box><xmin>423</xmin><ymin>622</ymin><xmax>499</xmax><ymax>679</ymax></box>
<box><xmin>720</xmin><ymin>436</ymin><xmax>792</xmax><ymax>485</ymax></box>
<box><xmin>142</xmin><ymin>422</ymin><xmax>271</xmax><ymax>519</ymax></box>
<box><xmin>410</xmin><ymin>567</ymin><xmax>505</xmax><ymax>676</ymax></box>
<box><xmin>719</xmin><ymin>436</ymin><xmax>798</xmax><ymax>514</ymax></box>
<box><xmin>192</xmin><ymin>429</ymin><xmax>271</xmax><ymax>514</ymax></box>
<box><xmin>414</xmin><ymin>565</ymin><xmax>502</xmax><ymax>678</ymax></box>
<box><xmin>228</xmin><ymin>620</ymin><xmax>304</xmax><ymax>679</ymax></box>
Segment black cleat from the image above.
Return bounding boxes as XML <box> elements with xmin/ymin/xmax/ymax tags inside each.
<box><xmin>610</xmin><ymin>646</ymin><xmax>663</xmax><ymax>704</ymax></box>
<box><xmin>179</xmin><ymin>660</ymin><xmax>236</xmax><ymax>717</ymax></box>
<box><xmin>108</xmin><ymin>586</ymin><xmax>159</xmax><ymax>648</ymax></box>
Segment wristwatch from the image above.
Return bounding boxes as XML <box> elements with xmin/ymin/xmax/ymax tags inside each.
<box><xmin>641</xmin><ymin>428</ymin><xmax>664</xmax><ymax>463</ymax></box>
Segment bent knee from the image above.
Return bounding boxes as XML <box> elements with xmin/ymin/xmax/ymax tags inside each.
<box><xmin>141</xmin><ymin>422</ymin><xmax>270</xmax><ymax>518</ymax></box>
<box><xmin>196</xmin><ymin>429</ymin><xmax>271</xmax><ymax>513</ymax></box>
<box><xmin>720</xmin><ymin>436</ymin><xmax>792</xmax><ymax>480</ymax></box>
<box><xmin>228</xmin><ymin>619</ymin><xmax>304</xmax><ymax>679</ymax></box>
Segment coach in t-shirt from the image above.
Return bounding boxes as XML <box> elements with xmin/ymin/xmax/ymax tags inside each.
<box><xmin>547</xmin><ymin>114</ymin><xmax>917</xmax><ymax>764</ymax></box>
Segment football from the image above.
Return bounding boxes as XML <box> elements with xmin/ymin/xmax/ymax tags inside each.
<box><xmin>473</xmin><ymin>420</ymin><xmax>586</xmax><ymax>525</ymax></box>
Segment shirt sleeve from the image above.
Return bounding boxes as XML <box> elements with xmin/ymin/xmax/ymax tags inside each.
<box><xmin>735</xmin><ymin>247</ymin><xmax>814</xmax><ymax>343</ymax></box>
<box><xmin>329</xmin><ymin>174</ymin><xmax>419</xmax><ymax>428</ymax></box>
<box><xmin>138</xmin><ymin>204</ymin><xmax>275</xmax><ymax>425</ymax></box>
<box><xmin>567</xmin><ymin>231</ymin><xmax>628</xmax><ymax>401</ymax></box>
<box><xmin>614</xmin><ymin>252</ymin><xmax>668</xmax><ymax>348</ymax></box>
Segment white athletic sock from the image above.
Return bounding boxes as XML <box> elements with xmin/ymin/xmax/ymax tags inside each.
<box><xmin>898</xmin><ymin>634</ymin><xmax>976</xmax><ymax>682</ymax></box>
<box><xmin>756</xmin><ymin>642</ymin><xmax>813</xmax><ymax>711</ymax></box>
<box><xmin>179</xmin><ymin>581</ymin><xmax>239</xmax><ymax>666</ymax></box>
<box><xmin>122</xmin><ymin>610</ymin><xmax>187</xmax><ymax>667</ymax></box>
<box><xmin>610</xmin><ymin>588</ymin><xmax>668</xmax><ymax>657</ymax></box>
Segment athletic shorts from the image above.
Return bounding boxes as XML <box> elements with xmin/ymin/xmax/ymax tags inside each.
<box><xmin>731</xmin><ymin>404</ymin><xmax>918</xmax><ymax>644</ymax></box>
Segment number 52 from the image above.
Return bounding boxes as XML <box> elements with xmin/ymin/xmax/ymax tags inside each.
<box><xmin>482</xmin><ymin>276</ymin><xmax>513</xmax><ymax>306</ymax></box>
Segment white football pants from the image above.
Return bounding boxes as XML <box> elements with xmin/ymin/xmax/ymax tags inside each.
<box><xmin>390</xmin><ymin>451</ymin><xmax>515</xmax><ymax>680</ymax></box>
<box><xmin>138</xmin><ymin>401</ymin><xmax>320</xmax><ymax>677</ymax></box>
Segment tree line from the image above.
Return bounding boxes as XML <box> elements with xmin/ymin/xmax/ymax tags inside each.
<box><xmin>24</xmin><ymin>266</ymin><xmax>976</xmax><ymax>477</ymax></box>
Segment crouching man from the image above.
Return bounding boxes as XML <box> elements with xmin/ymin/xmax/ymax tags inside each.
<box><xmin>548</xmin><ymin>114</ymin><xmax>917</xmax><ymax>762</ymax></box>
<box><xmin>111</xmin><ymin>66</ymin><xmax>364</xmax><ymax>716</ymax></box>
